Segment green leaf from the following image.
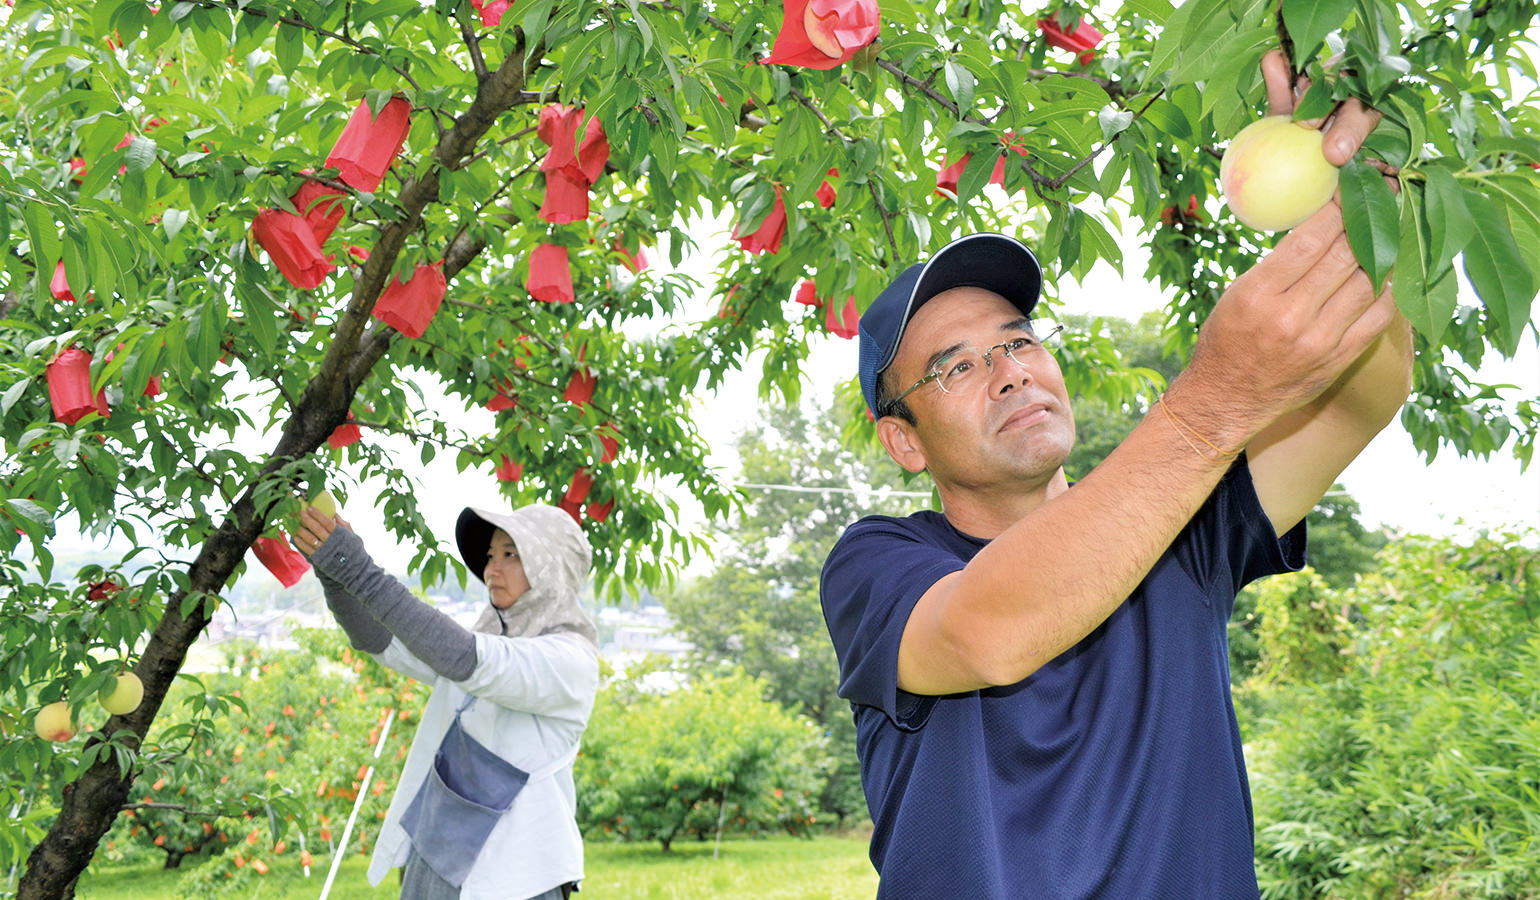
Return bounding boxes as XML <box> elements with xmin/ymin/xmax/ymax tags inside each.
<box><xmin>1420</xmin><ymin>168</ymin><xmax>1472</xmax><ymax>283</ymax></box>
<box><xmin>1135</xmin><ymin>99</ymin><xmax>1191</xmax><ymax>141</ymax></box>
<box><xmin>126</xmin><ymin>337</ymin><xmax>164</xmax><ymax>398</ymax></box>
<box><xmin>1393</xmin><ymin>183</ymin><xmax>1452</xmax><ymax>346</ymax></box>
<box><xmin>1</xmin><ymin>377</ymin><xmax>31</xmax><ymax>416</ymax></box>
<box><xmin>96</xmin><ymin>327</ymin><xmax>148</xmax><ymax>387</ymax></box>
<box><xmin>696</xmin><ymin>88</ymin><xmax>735</xmax><ymax>147</ymax></box>
<box><xmin>1055</xmin><ymin>205</ymin><xmax>1083</xmax><ymax>275</ymax></box>
<box><xmin>22</xmin><ymin>201</ymin><xmax>62</xmax><ymax>275</ymax></box>
<box><xmin>734</xmin><ymin>181</ymin><xmax>775</xmax><ymax>234</ymax></box>
<box><xmin>943</xmin><ymin>59</ymin><xmax>975</xmax><ymax>113</ymax></box>
<box><xmin>1077</xmin><ymin>213</ymin><xmax>1122</xmax><ymax>276</ymax></box>
<box><xmin>946</xmin><ymin>121</ymin><xmax>993</xmax><ymax>139</ymax></box>
<box><xmin>191</xmin><ymin>8</ymin><xmax>228</xmax><ymax>67</ymax></box>
<box><xmin>63</xmin><ymin>239</ymin><xmax>90</xmax><ymax>303</ymax></box>
<box><xmin>1384</xmin><ymin>92</ymin><xmax>1425</xmax><ymax>167</ymax></box>
<box><xmin>1168</xmin><ymin>3</ymin><xmax>1247</xmax><ymax>86</ymax></box>
<box><xmin>1147</xmin><ymin>0</ymin><xmax>1201</xmax><ymax>79</ymax></box>
<box><xmin>1122</xmin><ymin>0</ymin><xmax>1175</xmax><ymax>19</ymax></box>
<box><xmin>238</xmin><ymin>283</ymin><xmax>279</xmax><ymax>356</ymax></box>
<box><xmin>1097</xmin><ymin>105</ymin><xmax>1134</xmax><ymax>142</ymax></box>
<box><xmin>1280</xmin><ymin>0</ymin><xmax>1354</xmax><ymax>64</ymax></box>
<box><xmin>89</xmin><ymin>217</ymin><xmax>130</xmax><ymax>303</ymax></box>
<box><xmin>124</xmin><ymin>136</ymin><xmax>157</xmax><ymax>175</ymax></box>
<box><xmin>1461</xmin><ymin>191</ymin><xmax>1535</xmax><ymax>357</ymax></box>
<box><xmin>954</xmin><ymin>151</ymin><xmax>995</xmax><ymax>206</ymax></box>
<box><xmin>1098</xmin><ymin>137</ymin><xmax>1130</xmax><ymax>198</ymax></box>
<box><xmin>190</xmin><ymin>299</ymin><xmax>225</xmax><ymax>370</ymax></box>
<box><xmin>1126</xmin><ymin>136</ymin><xmax>1162</xmax><ymax>219</ymax></box>
<box><xmin>161</xmin><ymin>208</ymin><xmax>190</xmax><ymax>243</ymax></box>
<box><xmin>1484</xmin><ymin>174</ymin><xmax>1540</xmax><ymax>274</ymax></box>
<box><xmin>274</xmin><ymin>24</ymin><xmax>303</xmax><ymax>75</ymax></box>
<box><xmin>1292</xmin><ymin>78</ymin><xmax>1337</xmax><ymax>122</ymax></box>
<box><xmin>1339</xmin><ymin>159</ymin><xmax>1399</xmax><ymax>292</ymax></box>
<box><xmin>790</xmin><ymin>144</ymin><xmax>836</xmax><ymax>204</ymax></box>
<box><xmin>521</xmin><ymin>0</ymin><xmax>556</xmax><ymax>55</ymax></box>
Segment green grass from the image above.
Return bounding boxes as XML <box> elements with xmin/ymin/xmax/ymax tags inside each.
<box><xmin>74</xmin><ymin>834</ymin><xmax>879</xmax><ymax>900</ymax></box>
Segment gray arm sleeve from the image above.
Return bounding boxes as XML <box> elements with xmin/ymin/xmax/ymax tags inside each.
<box><xmin>316</xmin><ymin>570</ymin><xmax>392</xmax><ymax>654</ymax></box>
<box><xmin>310</xmin><ymin>527</ymin><xmax>479</xmax><ymax>681</ymax></box>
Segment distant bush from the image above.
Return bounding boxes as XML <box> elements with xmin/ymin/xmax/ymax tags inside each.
<box><xmin>1245</xmin><ymin>532</ymin><xmax>1540</xmax><ymax>899</ymax></box>
<box><xmin>576</xmin><ymin>666</ymin><xmax>828</xmax><ymax>851</ymax></box>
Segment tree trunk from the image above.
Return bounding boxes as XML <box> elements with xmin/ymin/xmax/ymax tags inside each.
<box><xmin>15</xmin><ymin>32</ymin><xmax>532</xmax><ymax>900</ymax></box>
<box><xmin>18</xmin><ymin>443</ymin><xmax>333</xmax><ymax>900</ymax></box>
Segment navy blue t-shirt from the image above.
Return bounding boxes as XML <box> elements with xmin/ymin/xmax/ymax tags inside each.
<box><xmin>820</xmin><ymin>459</ymin><xmax>1305</xmax><ymax>899</ymax></box>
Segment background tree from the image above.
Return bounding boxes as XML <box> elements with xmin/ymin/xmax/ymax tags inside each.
<box><xmin>2</xmin><ymin>1</ymin><xmax>1537</xmax><ymax>896</ymax></box>
<box><xmin>1245</xmin><ymin>530</ymin><xmax>1540</xmax><ymax>898</ymax></box>
<box><xmin>575</xmin><ymin>667</ymin><xmax>827</xmax><ymax>852</ymax></box>
<box><xmin>666</xmin><ymin>399</ymin><xmax>918</xmax><ymax>826</ymax></box>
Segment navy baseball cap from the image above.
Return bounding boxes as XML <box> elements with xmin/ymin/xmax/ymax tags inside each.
<box><xmin>858</xmin><ymin>233</ymin><xmax>1043</xmax><ymax>417</ymax></box>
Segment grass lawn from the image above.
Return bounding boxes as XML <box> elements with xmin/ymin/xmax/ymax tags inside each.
<box><xmin>74</xmin><ymin>833</ymin><xmax>878</xmax><ymax>899</ymax></box>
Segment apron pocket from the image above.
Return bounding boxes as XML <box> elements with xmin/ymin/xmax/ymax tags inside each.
<box><xmin>400</xmin><ymin>717</ymin><xmax>530</xmax><ymax>887</ymax></box>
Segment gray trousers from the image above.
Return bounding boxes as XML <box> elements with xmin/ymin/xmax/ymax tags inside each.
<box><xmin>401</xmin><ymin>850</ymin><xmax>569</xmax><ymax>900</ymax></box>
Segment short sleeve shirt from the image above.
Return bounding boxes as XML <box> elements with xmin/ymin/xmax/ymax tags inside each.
<box><xmin>820</xmin><ymin>458</ymin><xmax>1305</xmax><ymax>899</ymax></box>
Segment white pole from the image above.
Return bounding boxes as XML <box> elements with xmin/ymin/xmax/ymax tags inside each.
<box><xmin>713</xmin><ymin>788</ymin><xmax>728</xmax><ymax>859</ymax></box>
<box><xmin>318</xmin><ymin>708</ymin><xmax>395</xmax><ymax>900</ymax></box>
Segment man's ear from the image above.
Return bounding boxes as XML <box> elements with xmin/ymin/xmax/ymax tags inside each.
<box><xmin>877</xmin><ymin>416</ymin><xmax>928</xmax><ymax>474</ymax></box>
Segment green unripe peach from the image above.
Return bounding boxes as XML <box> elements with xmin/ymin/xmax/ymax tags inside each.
<box><xmin>307</xmin><ymin>490</ymin><xmax>338</xmax><ymax>518</ymax></box>
<box><xmin>99</xmin><ymin>672</ymin><xmax>144</xmax><ymax>716</ymax></box>
<box><xmin>1220</xmin><ymin>115</ymin><xmax>1341</xmax><ymax>231</ymax></box>
<box><xmin>34</xmin><ymin>701</ymin><xmax>75</xmax><ymax>741</ymax></box>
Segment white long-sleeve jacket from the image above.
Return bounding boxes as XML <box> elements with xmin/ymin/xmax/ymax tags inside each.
<box><xmin>366</xmin><ymin>630</ymin><xmax>598</xmax><ymax>899</ymax></box>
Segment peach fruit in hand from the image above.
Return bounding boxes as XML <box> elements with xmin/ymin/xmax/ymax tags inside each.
<box><xmin>99</xmin><ymin>672</ymin><xmax>144</xmax><ymax>716</ymax></box>
<box><xmin>307</xmin><ymin>490</ymin><xmax>339</xmax><ymax>518</ymax></box>
<box><xmin>34</xmin><ymin>702</ymin><xmax>75</xmax><ymax>741</ymax></box>
<box><xmin>1219</xmin><ymin>115</ymin><xmax>1341</xmax><ymax>231</ymax></box>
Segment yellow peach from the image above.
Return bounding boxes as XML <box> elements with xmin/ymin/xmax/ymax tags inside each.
<box><xmin>99</xmin><ymin>672</ymin><xmax>144</xmax><ymax>716</ymax></box>
<box><xmin>1220</xmin><ymin>115</ymin><xmax>1340</xmax><ymax>231</ymax></box>
<box><xmin>34</xmin><ymin>701</ymin><xmax>75</xmax><ymax>741</ymax></box>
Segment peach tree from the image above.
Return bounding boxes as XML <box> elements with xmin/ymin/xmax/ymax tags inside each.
<box><xmin>575</xmin><ymin>668</ymin><xmax>827</xmax><ymax>851</ymax></box>
<box><xmin>1</xmin><ymin>0</ymin><xmax>1536</xmax><ymax>896</ymax></box>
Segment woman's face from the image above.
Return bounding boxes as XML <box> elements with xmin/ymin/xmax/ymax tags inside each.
<box><xmin>485</xmin><ymin>529</ymin><xmax>532</xmax><ymax>609</ymax></box>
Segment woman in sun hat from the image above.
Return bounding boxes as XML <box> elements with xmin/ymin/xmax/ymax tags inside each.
<box><xmin>294</xmin><ymin>501</ymin><xmax>598</xmax><ymax>900</ymax></box>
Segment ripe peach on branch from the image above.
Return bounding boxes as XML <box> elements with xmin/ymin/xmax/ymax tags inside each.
<box><xmin>1220</xmin><ymin>115</ymin><xmax>1340</xmax><ymax>231</ymax></box>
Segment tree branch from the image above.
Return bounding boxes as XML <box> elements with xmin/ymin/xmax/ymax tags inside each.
<box><xmin>458</xmin><ymin>8</ymin><xmax>490</xmax><ymax>82</ymax></box>
<box><xmin>457</xmin><ymin>124</ymin><xmax>538</xmax><ymax>169</ymax></box>
<box><xmin>1041</xmin><ymin>88</ymin><xmax>1165</xmax><ymax>192</ymax></box>
<box><xmin>876</xmin><ymin>58</ymin><xmax>961</xmax><ymax>119</ymax></box>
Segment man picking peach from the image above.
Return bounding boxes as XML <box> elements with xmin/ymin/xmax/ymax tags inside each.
<box><xmin>820</xmin><ymin>50</ymin><xmax>1410</xmax><ymax>899</ymax></box>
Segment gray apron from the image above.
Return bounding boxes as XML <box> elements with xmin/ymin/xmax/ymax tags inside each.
<box><xmin>399</xmin><ymin>694</ymin><xmax>575</xmax><ymax>887</ymax></box>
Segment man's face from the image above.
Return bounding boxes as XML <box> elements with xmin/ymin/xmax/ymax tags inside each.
<box><xmin>882</xmin><ymin>286</ymin><xmax>1076</xmax><ymax>490</ymax></box>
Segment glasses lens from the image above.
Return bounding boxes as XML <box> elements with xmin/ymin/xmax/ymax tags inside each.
<box><xmin>934</xmin><ymin>349</ymin><xmax>986</xmax><ymax>394</ymax></box>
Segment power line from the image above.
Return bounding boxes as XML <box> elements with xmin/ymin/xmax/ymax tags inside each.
<box><xmin>733</xmin><ymin>482</ymin><xmax>933</xmax><ymax>498</ymax></box>
<box><xmin>732</xmin><ymin>482</ymin><xmax>1353</xmax><ymax>500</ymax></box>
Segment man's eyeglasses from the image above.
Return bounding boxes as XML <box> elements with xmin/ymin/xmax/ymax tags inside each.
<box><xmin>886</xmin><ymin>321</ymin><xmax>1064</xmax><ymax>413</ymax></box>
